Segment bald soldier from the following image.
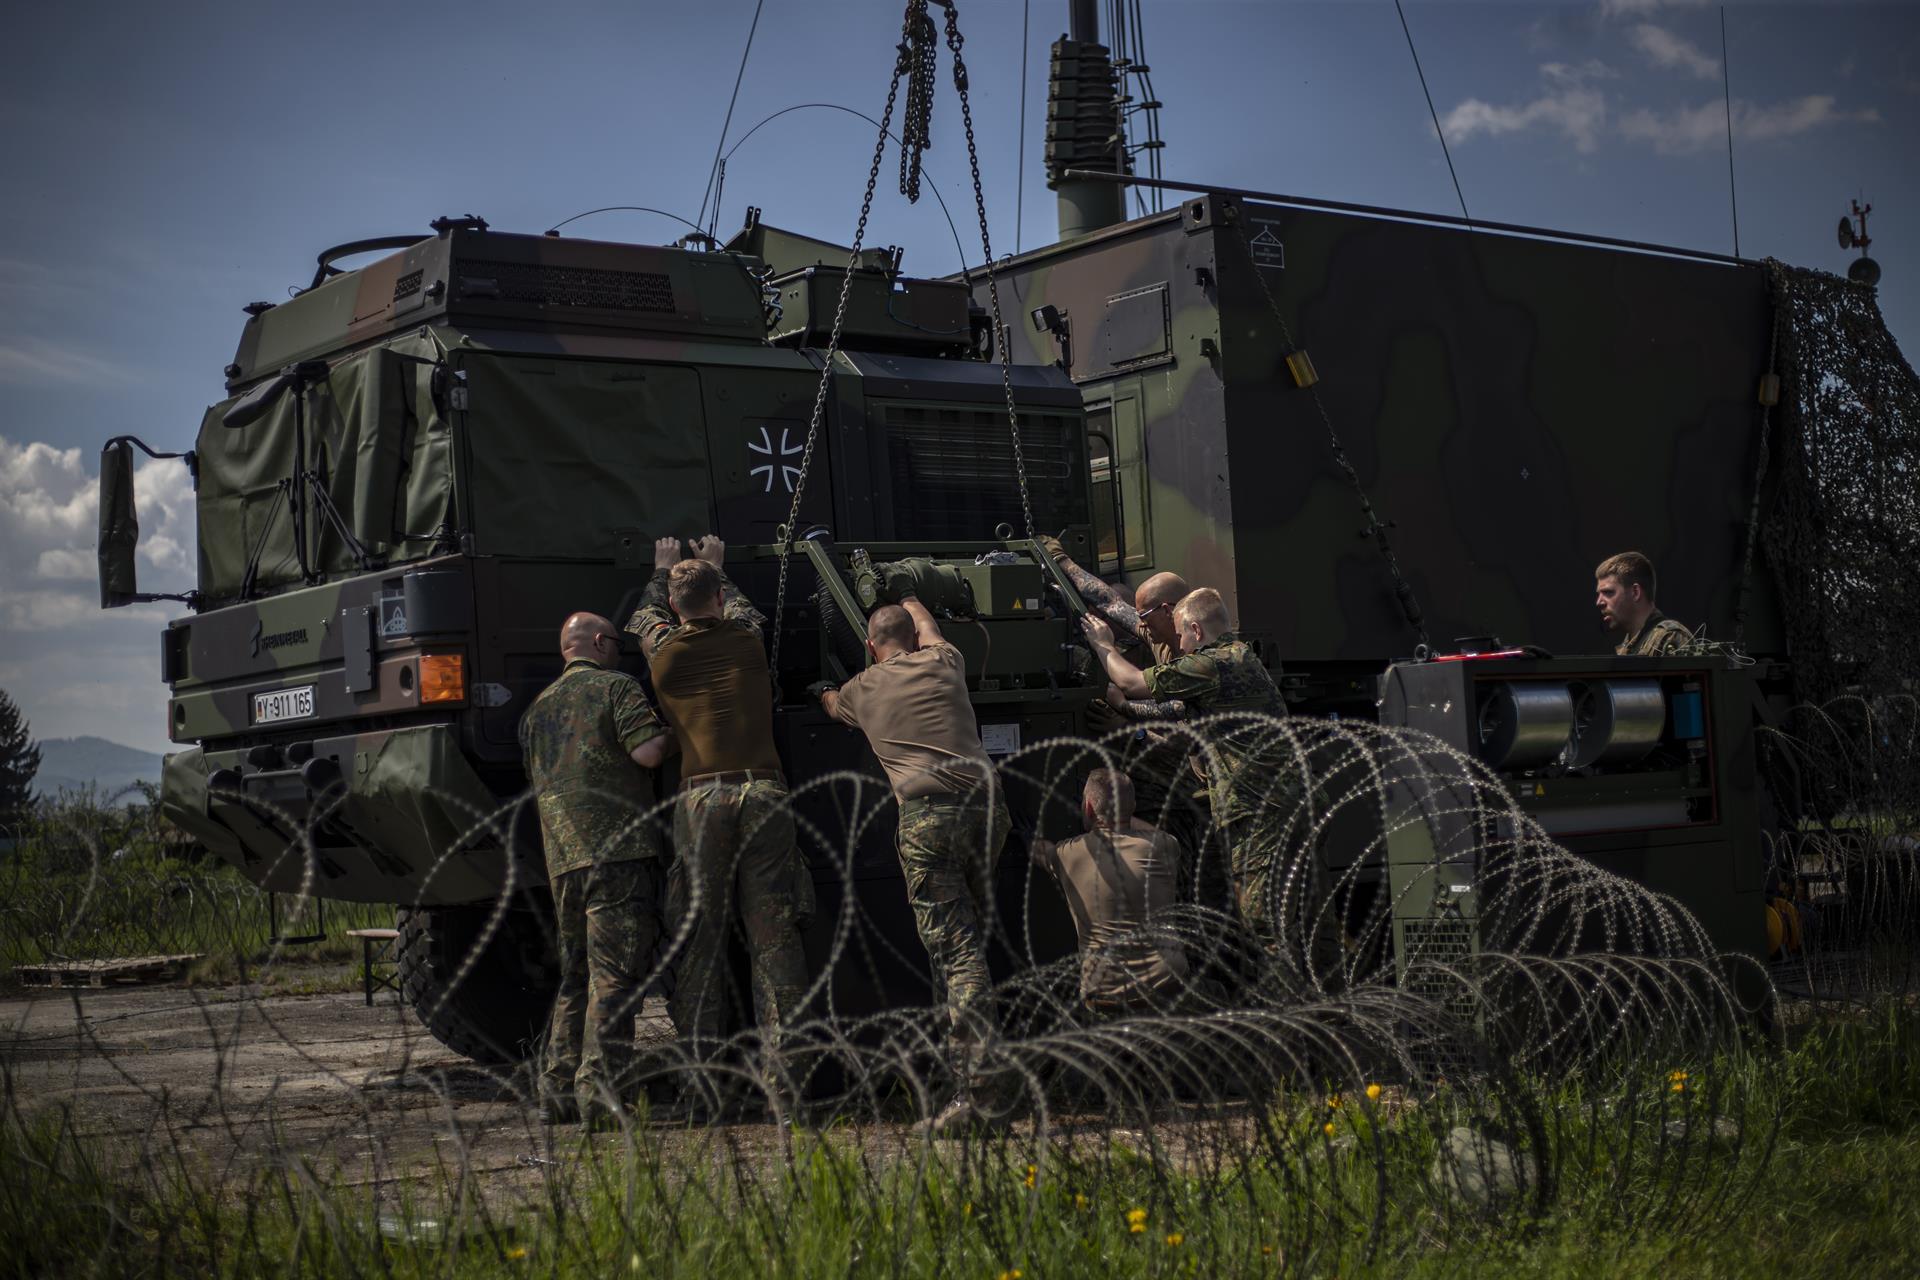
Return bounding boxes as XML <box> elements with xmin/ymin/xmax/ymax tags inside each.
<box><xmin>814</xmin><ymin>596</ymin><xmax>1010</xmax><ymax>1135</ymax></box>
<box><xmin>1028</xmin><ymin>770</ymin><xmax>1196</xmax><ymax>1015</ymax></box>
<box><xmin>1082</xmin><ymin>588</ymin><xmax>1297</xmax><ymax>945</ymax></box>
<box><xmin>629</xmin><ymin>535</ymin><xmax>812</xmax><ymax>1069</ymax></box>
<box><xmin>1595</xmin><ymin>551</ymin><xmax>1694</xmax><ymax>656</ymax></box>
<box><xmin>1040</xmin><ymin>535</ymin><xmax>1188</xmax><ymax>665</ymax></box>
<box><xmin>519</xmin><ymin>611</ymin><xmax>674</xmax><ymax>1124</ymax></box>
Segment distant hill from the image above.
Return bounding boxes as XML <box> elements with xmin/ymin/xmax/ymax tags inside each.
<box><xmin>32</xmin><ymin>737</ymin><xmax>165</xmax><ymax>802</ymax></box>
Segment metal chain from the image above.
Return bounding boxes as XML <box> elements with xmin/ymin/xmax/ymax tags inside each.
<box><xmin>942</xmin><ymin>1</ymin><xmax>1035</xmax><ymax>542</ymax></box>
<box><xmin>1234</xmin><ymin>218</ymin><xmax>1428</xmax><ymax>649</ymax></box>
<box><xmin>899</xmin><ymin>3</ymin><xmax>938</xmax><ymax>203</ymax></box>
<box><xmin>770</xmin><ymin>1</ymin><xmax>922</xmax><ymax>681</ymax></box>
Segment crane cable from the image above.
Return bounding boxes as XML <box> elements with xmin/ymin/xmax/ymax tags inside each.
<box><xmin>770</xmin><ymin>0</ymin><xmax>1034</xmax><ymax>683</ymax></box>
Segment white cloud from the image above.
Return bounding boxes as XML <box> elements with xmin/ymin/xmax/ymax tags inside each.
<box><xmin>1599</xmin><ymin>0</ymin><xmax>1708</xmax><ymax>17</ymax></box>
<box><xmin>1542</xmin><ymin>59</ymin><xmax>1619</xmax><ymax>86</ymax></box>
<box><xmin>1629</xmin><ymin>23</ymin><xmax>1720</xmax><ymax>80</ymax></box>
<box><xmin>1442</xmin><ymin>84</ymin><xmax>1610</xmax><ymax>153</ymax></box>
<box><xmin>0</xmin><ymin>434</ymin><xmax>195</xmax><ymax>751</ymax></box>
<box><xmin>1619</xmin><ymin>94</ymin><xmax>1882</xmax><ymax>154</ymax></box>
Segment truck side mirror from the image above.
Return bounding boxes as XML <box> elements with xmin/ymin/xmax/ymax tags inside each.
<box><xmin>98</xmin><ymin>439</ymin><xmax>140</xmax><ymax>608</ymax></box>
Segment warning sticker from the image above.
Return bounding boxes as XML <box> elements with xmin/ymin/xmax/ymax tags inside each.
<box><xmin>1248</xmin><ymin>225</ymin><xmax>1285</xmax><ymax>271</ymax></box>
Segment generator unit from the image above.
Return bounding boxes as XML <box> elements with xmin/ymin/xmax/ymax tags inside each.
<box><xmin>1377</xmin><ymin>650</ymin><xmax>1770</xmax><ymax>987</ymax></box>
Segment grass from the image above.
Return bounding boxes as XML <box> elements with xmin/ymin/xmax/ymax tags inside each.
<box><xmin>0</xmin><ymin>792</ymin><xmax>390</xmax><ymax>995</ymax></box>
<box><xmin>3</xmin><ymin>1005</ymin><xmax>1919</xmax><ymax>1278</ymax></box>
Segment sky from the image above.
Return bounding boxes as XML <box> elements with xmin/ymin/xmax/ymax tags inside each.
<box><xmin>1</xmin><ymin>0</ymin><xmax>1914</xmax><ymax>755</ymax></box>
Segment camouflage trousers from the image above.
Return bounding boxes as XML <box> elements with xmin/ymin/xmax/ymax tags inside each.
<box><xmin>1216</xmin><ymin>763</ymin><xmax>1306</xmax><ymax>948</ymax></box>
<box><xmin>542</xmin><ymin>857</ymin><xmax>666</xmax><ymax>1113</ymax></box>
<box><xmin>667</xmin><ymin>778</ymin><xmax>814</xmax><ymax>1054</ymax></box>
<box><xmin>897</xmin><ymin>793</ymin><xmax>1010</xmax><ymax>1053</ymax></box>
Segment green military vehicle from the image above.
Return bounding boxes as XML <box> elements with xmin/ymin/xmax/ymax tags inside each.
<box><xmin>97</xmin><ymin>10</ymin><xmax>1913</xmax><ymax>1063</ymax></box>
<box><xmin>99</xmin><ymin>213</ymin><xmax>1100</xmax><ymax>1061</ymax></box>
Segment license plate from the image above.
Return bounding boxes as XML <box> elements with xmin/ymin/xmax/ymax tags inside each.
<box><xmin>253</xmin><ymin>685</ymin><xmax>315</xmax><ymax>724</ymax></box>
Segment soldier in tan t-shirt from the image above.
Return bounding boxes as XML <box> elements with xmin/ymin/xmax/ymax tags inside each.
<box><xmin>815</xmin><ymin>594</ymin><xmax>1009</xmax><ymax>1136</ymax></box>
<box><xmin>1030</xmin><ymin>769</ymin><xmax>1194</xmax><ymax>1014</ymax></box>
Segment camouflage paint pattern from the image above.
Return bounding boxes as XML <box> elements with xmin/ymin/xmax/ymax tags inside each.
<box><xmin>666</xmin><ymin>778</ymin><xmax>813</xmax><ymax>1050</ymax></box>
<box><xmin>542</xmin><ymin>857</ymin><xmax>666</xmax><ymax>1113</ymax></box>
<box><xmin>1616</xmin><ymin>613</ymin><xmax>1694</xmax><ymax>657</ymax></box>
<box><xmin>896</xmin><ymin>793</ymin><xmax>1011</xmax><ymax>1053</ymax></box>
<box><xmin>963</xmin><ymin>194</ymin><xmax>1786</xmax><ymax>708</ymax></box>
<box><xmin>517</xmin><ymin>657</ymin><xmax>667</xmax><ymax>880</ymax></box>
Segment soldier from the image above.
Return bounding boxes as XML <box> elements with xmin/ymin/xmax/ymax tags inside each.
<box><xmin>1081</xmin><ymin>588</ymin><xmax>1297</xmax><ymax>946</ymax></box>
<box><xmin>812</xmin><ymin>594</ymin><xmax>1010</xmax><ymax>1135</ymax></box>
<box><xmin>1595</xmin><ymin>551</ymin><xmax>1694</xmax><ymax>656</ymax></box>
<box><xmin>519</xmin><ymin>611</ymin><xmax>673</xmax><ymax>1126</ymax></box>
<box><xmin>1028</xmin><ymin>769</ymin><xmax>1197</xmax><ymax>1015</ymax></box>
<box><xmin>1039</xmin><ymin>535</ymin><xmax>1187</xmax><ymax>664</ymax></box>
<box><xmin>1039</xmin><ymin>539</ymin><xmax>1221</xmax><ymax>901</ymax></box>
<box><xmin>628</xmin><ymin>535</ymin><xmax>813</xmax><ymax>1080</ymax></box>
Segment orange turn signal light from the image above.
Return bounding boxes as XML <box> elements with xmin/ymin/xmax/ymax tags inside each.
<box><xmin>419</xmin><ymin>653</ymin><xmax>466</xmax><ymax>704</ymax></box>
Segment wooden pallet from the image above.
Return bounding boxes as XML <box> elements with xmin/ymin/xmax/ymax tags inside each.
<box><xmin>14</xmin><ymin>954</ymin><xmax>204</xmax><ymax>989</ymax></box>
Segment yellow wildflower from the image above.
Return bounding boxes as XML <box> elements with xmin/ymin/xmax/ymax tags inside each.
<box><xmin>1130</xmin><ymin>1223</ymin><xmax>1147</xmax><ymax>1235</ymax></box>
<box><xmin>963</xmin><ymin>1202</ymin><xmax>973</xmax><ymax>1217</ymax></box>
<box><xmin>1073</xmin><ymin>1193</ymin><xmax>1089</xmax><ymax>1210</ymax></box>
<box><xmin>1669</xmin><ymin>1070</ymin><xmax>1689</xmax><ymax>1082</ymax></box>
<box><xmin>1366</xmin><ymin>1083</ymin><xmax>1382</xmax><ymax>1102</ymax></box>
<box><xmin>1127</xmin><ymin>1206</ymin><xmax>1149</xmax><ymax>1234</ymax></box>
<box><xmin>1323</xmin><ymin>1121</ymin><xmax>1337</xmax><ymax>1137</ymax></box>
<box><xmin>1327</xmin><ymin>1094</ymin><xmax>1342</xmax><ymax>1109</ymax></box>
<box><xmin>1164</xmin><ymin>1232</ymin><xmax>1185</xmax><ymax>1247</ymax></box>
<box><xmin>1261</xmin><ymin>1244</ymin><xmax>1275</xmax><ymax>1256</ymax></box>
<box><xmin>505</xmin><ymin>1246</ymin><xmax>528</xmax><ymax>1261</ymax></box>
<box><xmin>997</xmin><ymin>1270</ymin><xmax>1024</xmax><ymax>1280</ymax></box>
<box><xmin>1671</xmin><ymin>1080</ymin><xmax>1686</xmax><ymax>1093</ymax></box>
<box><xmin>1023</xmin><ymin>1163</ymin><xmax>1037</xmax><ymax>1189</ymax></box>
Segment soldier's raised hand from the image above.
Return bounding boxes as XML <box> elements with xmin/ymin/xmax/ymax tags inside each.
<box><xmin>690</xmin><ymin>535</ymin><xmax>726</xmax><ymax>566</ymax></box>
<box><xmin>653</xmin><ymin>536</ymin><xmax>682</xmax><ymax>570</ymax></box>
<box><xmin>1080</xmin><ymin>613</ymin><xmax>1116</xmax><ymax>650</ymax></box>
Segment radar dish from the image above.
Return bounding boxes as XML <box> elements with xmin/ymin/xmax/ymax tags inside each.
<box><xmin>1849</xmin><ymin>256</ymin><xmax>1882</xmax><ymax>287</ymax></box>
<box><xmin>1839</xmin><ymin>216</ymin><xmax>1857</xmax><ymax>250</ymax></box>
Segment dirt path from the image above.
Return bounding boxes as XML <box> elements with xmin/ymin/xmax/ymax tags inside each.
<box><xmin>0</xmin><ymin>983</ymin><xmax>684</xmax><ymax>1204</ymax></box>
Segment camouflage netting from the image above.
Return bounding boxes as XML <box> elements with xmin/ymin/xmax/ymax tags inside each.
<box><xmin>1762</xmin><ymin>261</ymin><xmax>1920</xmax><ymax>707</ymax></box>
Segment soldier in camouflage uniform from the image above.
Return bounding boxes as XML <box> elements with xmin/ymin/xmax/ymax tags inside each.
<box><xmin>815</xmin><ymin>589</ymin><xmax>1010</xmax><ymax>1135</ymax></box>
<box><xmin>628</xmin><ymin>536</ymin><xmax>812</xmax><ymax>1076</ymax></box>
<box><xmin>519</xmin><ymin>611</ymin><xmax>673</xmax><ymax>1124</ymax></box>
<box><xmin>1595</xmin><ymin>551</ymin><xmax>1694</xmax><ymax>656</ymax></box>
<box><xmin>1082</xmin><ymin>588</ymin><xmax>1298</xmax><ymax>947</ymax></box>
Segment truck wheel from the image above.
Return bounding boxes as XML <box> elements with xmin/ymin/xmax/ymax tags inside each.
<box><xmin>395</xmin><ymin>897</ymin><xmax>559</xmax><ymax>1065</ymax></box>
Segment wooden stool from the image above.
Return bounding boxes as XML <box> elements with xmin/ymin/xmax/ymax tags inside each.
<box><xmin>346</xmin><ymin>928</ymin><xmax>402</xmax><ymax>1006</ymax></box>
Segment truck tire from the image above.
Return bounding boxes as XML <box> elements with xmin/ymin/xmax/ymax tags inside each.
<box><xmin>395</xmin><ymin>897</ymin><xmax>559</xmax><ymax>1065</ymax></box>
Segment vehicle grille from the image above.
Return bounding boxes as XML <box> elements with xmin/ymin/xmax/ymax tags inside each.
<box><xmin>461</xmin><ymin>260</ymin><xmax>676</xmax><ymax>313</ymax></box>
<box><xmin>881</xmin><ymin>403</ymin><xmax>1087</xmax><ymax>540</ymax></box>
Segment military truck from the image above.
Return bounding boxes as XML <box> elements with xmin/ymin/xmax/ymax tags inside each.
<box><xmin>99</xmin><ymin>213</ymin><xmax>1100</xmax><ymax>1060</ymax></box>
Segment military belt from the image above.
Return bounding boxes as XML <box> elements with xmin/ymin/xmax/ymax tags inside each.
<box><xmin>680</xmin><ymin>768</ymin><xmax>785</xmax><ymax>792</ymax></box>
